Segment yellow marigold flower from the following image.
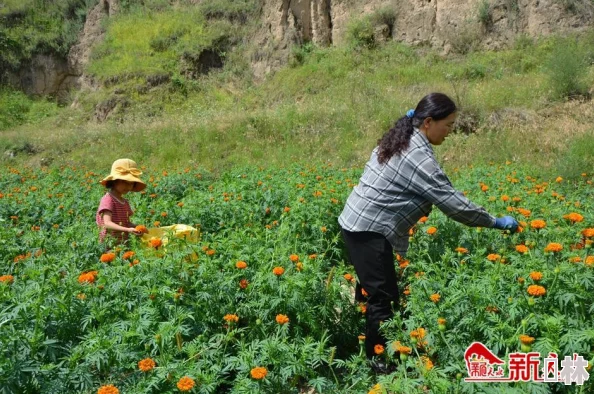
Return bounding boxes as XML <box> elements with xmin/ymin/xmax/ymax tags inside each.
<box><xmin>563</xmin><ymin>213</ymin><xmax>584</xmax><ymax>223</ymax></box>
<box><xmin>519</xmin><ymin>334</ymin><xmax>535</xmax><ymax>345</ymax></box>
<box><xmin>358</xmin><ymin>335</ymin><xmax>366</xmax><ymax>341</ymax></box>
<box><xmin>544</xmin><ymin>243</ymin><xmax>563</xmax><ymax>253</ymax></box>
<box><xmin>516</xmin><ymin>245</ymin><xmax>529</xmax><ymax>254</ymax></box>
<box><xmin>100</xmin><ymin>253</ymin><xmax>116</xmax><ymax>263</ymax></box>
<box><xmin>368</xmin><ymin>383</ymin><xmax>383</xmax><ymax>394</ymax></box>
<box><xmin>582</xmin><ymin>228</ymin><xmax>594</xmax><ymax>238</ymax></box>
<box><xmin>430</xmin><ymin>293</ymin><xmax>441</xmax><ymax>303</ymax></box>
<box><xmin>426</xmin><ymin>226</ymin><xmax>437</xmax><ymax>235</ymax></box>
<box><xmin>438</xmin><ymin>317</ymin><xmax>446</xmax><ymax>325</ymax></box>
<box><xmin>556</xmin><ymin>176</ymin><xmax>563</xmax><ymax>183</ymax></box>
<box><xmin>585</xmin><ymin>256</ymin><xmax>594</xmax><ymax>266</ymax></box>
<box><xmin>0</xmin><ymin>275</ymin><xmax>14</xmax><ymax>284</ymax></box>
<box><xmin>410</xmin><ymin>327</ymin><xmax>426</xmax><ymax>339</ymax></box>
<box><xmin>527</xmin><ymin>285</ymin><xmax>546</xmax><ymax>297</ymax></box>
<box><xmin>374</xmin><ymin>344</ymin><xmax>384</xmax><ymax>355</ymax></box>
<box><xmin>97</xmin><ymin>385</ymin><xmax>119</xmax><ymax>394</ymax></box>
<box><xmin>223</xmin><ymin>314</ymin><xmax>239</xmax><ymax>323</ymax></box>
<box><xmin>138</xmin><ymin>358</ymin><xmax>156</xmax><ymax>372</ymax></box>
<box><xmin>419</xmin><ymin>356</ymin><xmax>434</xmax><ymax>370</ymax></box>
<box><xmin>275</xmin><ymin>314</ymin><xmax>289</xmax><ymax>325</ymax></box>
<box><xmin>236</xmin><ymin>261</ymin><xmax>247</xmax><ymax>269</ymax></box>
<box><xmin>397</xmin><ymin>345</ymin><xmax>412</xmax><ymax>354</ymax></box>
<box><xmin>530</xmin><ymin>220</ymin><xmax>546</xmax><ymax>229</ymax></box>
<box><xmin>250</xmin><ymin>366</ymin><xmax>268</xmax><ymax>380</ymax></box>
<box><xmin>176</xmin><ymin>376</ymin><xmax>195</xmax><ymax>391</ymax></box>
<box><xmin>487</xmin><ymin>254</ymin><xmax>501</xmax><ymax>262</ymax></box>
<box><xmin>289</xmin><ymin>254</ymin><xmax>299</xmax><ymax>262</ymax></box>
<box><xmin>529</xmin><ymin>271</ymin><xmax>543</xmax><ymax>281</ymax></box>
<box><xmin>273</xmin><ymin>267</ymin><xmax>285</xmax><ymax>276</ymax></box>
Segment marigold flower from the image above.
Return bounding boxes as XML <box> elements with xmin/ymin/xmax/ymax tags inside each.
<box><xmin>368</xmin><ymin>383</ymin><xmax>383</xmax><ymax>394</ymax></box>
<box><xmin>438</xmin><ymin>318</ymin><xmax>446</xmax><ymax>325</ymax></box>
<box><xmin>343</xmin><ymin>273</ymin><xmax>354</xmax><ymax>282</ymax></box>
<box><xmin>122</xmin><ymin>251</ymin><xmax>135</xmax><ymax>260</ymax></box>
<box><xmin>78</xmin><ymin>271</ymin><xmax>98</xmax><ymax>284</ymax></box>
<box><xmin>250</xmin><ymin>366</ymin><xmax>268</xmax><ymax>380</ymax></box>
<box><xmin>374</xmin><ymin>344</ymin><xmax>384</xmax><ymax>355</ymax></box>
<box><xmin>177</xmin><ymin>202</ymin><xmax>184</xmax><ymax>207</ymax></box>
<box><xmin>308</xmin><ymin>254</ymin><xmax>317</xmax><ymax>259</ymax></box>
<box><xmin>359</xmin><ymin>303</ymin><xmax>367</xmax><ymax>314</ymax></box>
<box><xmin>455</xmin><ymin>247</ymin><xmax>468</xmax><ymax>254</ymax></box>
<box><xmin>410</xmin><ymin>328</ymin><xmax>426</xmax><ymax>339</ymax></box>
<box><xmin>97</xmin><ymin>385</ymin><xmax>119</xmax><ymax>394</ymax></box>
<box><xmin>138</xmin><ymin>358</ymin><xmax>156</xmax><ymax>372</ymax></box>
<box><xmin>582</xmin><ymin>228</ymin><xmax>594</xmax><ymax>238</ymax></box>
<box><xmin>530</xmin><ymin>220</ymin><xmax>546</xmax><ymax>229</ymax></box>
<box><xmin>563</xmin><ymin>213</ymin><xmax>584</xmax><ymax>223</ymax></box>
<box><xmin>419</xmin><ymin>356</ymin><xmax>434</xmax><ymax>370</ymax></box>
<box><xmin>486</xmin><ymin>305</ymin><xmax>499</xmax><ymax>313</ymax></box>
<box><xmin>149</xmin><ymin>238</ymin><xmax>163</xmax><ymax>249</ymax></box>
<box><xmin>0</xmin><ymin>275</ymin><xmax>14</xmax><ymax>284</ymax></box>
<box><xmin>529</xmin><ymin>271</ymin><xmax>543</xmax><ymax>281</ymax></box>
<box><xmin>585</xmin><ymin>256</ymin><xmax>594</xmax><ymax>266</ymax></box>
<box><xmin>77</xmin><ymin>293</ymin><xmax>86</xmax><ymax>300</ymax></box>
<box><xmin>426</xmin><ymin>226</ymin><xmax>437</xmax><ymax>235</ymax></box>
<box><xmin>361</xmin><ymin>288</ymin><xmax>369</xmax><ymax>297</ymax></box>
<box><xmin>236</xmin><ymin>261</ymin><xmax>247</xmax><ymax>269</ymax></box>
<box><xmin>487</xmin><ymin>254</ymin><xmax>501</xmax><ymax>262</ymax></box>
<box><xmin>283</xmin><ymin>206</ymin><xmax>290</xmax><ymax>213</ymax></box>
<box><xmin>296</xmin><ymin>262</ymin><xmax>303</xmax><ymax>271</ymax></box>
<box><xmin>289</xmin><ymin>254</ymin><xmax>299</xmax><ymax>262</ymax></box>
<box><xmin>544</xmin><ymin>243</ymin><xmax>563</xmax><ymax>253</ymax></box>
<box><xmin>176</xmin><ymin>376</ymin><xmax>195</xmax><ymax>391</ymax></box>
<box><xmin>527</xmin><ymin>285</ymin><xmax>546</xmax><ymax>297</ymax></box>
<box><xmin>516</xmin><ymin>245</ymin><xmax>529</xmax><ymax>254</ymax></box>
<box><xmin>239</xmin><ymin>279</ymin><xmax>249</xmax><ymax>289</ymax></box>
<box><xmin>519</xmin><ymin>334</ymin><xmax>535</xmax><ymax>345</ymax></box>
<box><xmin>399</xmin><ymin>260</ymin><xmax>409</xmax><ymax>269</ymax></box>
<box><xmin>430</xmin><ymin>293</ymin><xmax>441</xmax><ymax>303</ymax></box>
<box><xmin>517</xmin><ymin>208</ymin><xmax>531</xmax><ymax>218</ymax></box>
<box><xmin>419</xmin><ymin>216</ymin><xmax>428</xmax><ymax>223</ymax></box>
<box><xmin>275</xmin><ymin>314</ymin><xmax>290</xmax><ymax>325</ymax></box>
<box><xmin>480</xmin><ymin>184</ymin><xmax>489</xmax><ymax>192</ymax></box>
<box><xmin>556</xmin><ymin>176</ymin><xmax>563</xmax><ymax>183</ymax></box>
<box><xmin>358</xmin><ymin>335</ymin><xmax>366</xmax><ymax>341</ymax></box>
<box><xmin>569</xmin><ymin>256</ymin><xmax>582</xmax><ymax>263</ymax></box>
<box><xmin>396</xmin><ymin>345</ymin><xmax>412</xmax><ymax>354</ymax></box>
<box><xmin>273</xmin><ymin>267</ymin><xmax>285</xmax><ymax>276</ymax></box>
<box><xmin>135</xmin><ymin>225</ymin><xmax>148</xmax><ymax>234</ymax></box>
<box><xmin>223</xmin><ymin>314</ymin><xmax>239</xmax><ymax>323</ymax></box>
<box><xmin>100</xmin><ymin>253</ymin><xmax>116</xmax><ymax>263</ymax></box>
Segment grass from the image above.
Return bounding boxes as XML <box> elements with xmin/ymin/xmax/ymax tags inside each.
<box><xmin>1</xmin><ymin>10</ymin><xmax>594</xmax><ymax>179</ymax></box>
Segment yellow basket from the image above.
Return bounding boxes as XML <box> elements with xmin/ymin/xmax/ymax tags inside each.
<box><xmin>140</xmin><ymin>224</ymin><xmax>200</xmax><ymax>260</ymax></box>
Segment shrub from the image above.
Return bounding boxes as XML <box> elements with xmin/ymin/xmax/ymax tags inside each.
<box><xmin>346</xmin><ymin>17</ymin><xmax>376</xmax><ymax>49</ymax></box>
<box><xmin>544</xmin><ymin>38</ymin><xmax>590</xmax><ymax>100</ymax></box>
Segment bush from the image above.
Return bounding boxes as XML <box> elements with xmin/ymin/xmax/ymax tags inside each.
<box><xmin>346</xmin><ymin>17</ymin><xmax>376</xmax><ymax>49</ymax></box>
<box><xmin>554</xmin><ymin>132</ymin><xmax>594</xmax><ymax>179</ymax></box>
<box><xmin>544</xmin><ymin>38</ymin><xmax>590</xmax><ymax>100</ymax></box>
<box><xmin>477</xmin><ymin>0</ymin><xmax>492</xmax><ymax>27</ymax></box>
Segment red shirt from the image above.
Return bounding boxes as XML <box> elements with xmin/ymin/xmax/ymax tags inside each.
<box><xmin>96</xmin><ymin>192</ymin><xmax>134</xmax><ymax>244</ymax></box>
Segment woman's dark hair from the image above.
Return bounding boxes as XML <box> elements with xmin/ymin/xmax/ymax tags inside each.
<box><xmin>377</xmin><ymin>93</ymin><xmax>457</xmax><ymax>164</ymax></box>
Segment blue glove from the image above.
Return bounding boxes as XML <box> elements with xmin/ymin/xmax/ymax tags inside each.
<box><xmin>494</xmin><ymin>216</ymin><xmax>519</xmax><ymax>232</ymax></box>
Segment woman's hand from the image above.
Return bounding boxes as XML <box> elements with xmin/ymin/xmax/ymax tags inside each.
<box><xmin>494</xmin><ymin>216</ymin><xmax>519</xmax><ymax>232</ymax></box>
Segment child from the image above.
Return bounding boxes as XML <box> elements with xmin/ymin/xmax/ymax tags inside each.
<box><xmin>96</xmin><ymin>158</ymin><xmax>146</xmax><ymax>246</ymax></box>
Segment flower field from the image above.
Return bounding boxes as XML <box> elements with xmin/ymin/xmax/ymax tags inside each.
<box><xmin>0</xmin><ymin>163</ymin><xmax>593</xmax><ymax>394</ymax></box>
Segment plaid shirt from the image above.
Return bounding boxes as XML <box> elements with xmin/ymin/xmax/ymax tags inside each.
<box><xmin>338</xmin><ymin>128</ymin><xmax>496</xmax><ymax>255</ymax></box>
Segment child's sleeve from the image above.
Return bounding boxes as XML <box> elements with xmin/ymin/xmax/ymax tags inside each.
<box><xmin>97</xmin><ymin>195</ymin><xmax>114</xmax><ymax>216</ymax></box>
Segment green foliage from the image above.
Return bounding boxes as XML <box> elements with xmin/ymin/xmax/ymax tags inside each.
<box><xmin>544</xmin><ymin>37</ymin><xmax>591</xmax><ymax>100</ymax></box>
<box><xmin>369</xmin><ymin>5</ymin><xmax>397</xmax><ymax>28</ymax></box>
<box><xmin>554</xmin><ymin>132</ymin><xmax>594</xmax><ymax>179</ymax></box>
<box><xmin>0</xmin><ymin>88</ymin><xmax>59</xmax><ymax>131</ymax></box>
<box><xmin>345</xmin><ymin>17</ymin><xmax>376</xmax><ymax>49</ymax></box>
<box><xmin>477</xmin><ymin>0</ymin><xmax>492</xmax><ymax>26</ymax></box>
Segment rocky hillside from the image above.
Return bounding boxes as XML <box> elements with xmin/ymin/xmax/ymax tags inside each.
<box><xmin>1</xmin><ymin>0</ymin><xmax>593</xmax><ymax>100</ymax></box>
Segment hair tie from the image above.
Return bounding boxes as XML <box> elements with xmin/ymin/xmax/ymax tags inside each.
<box><xmin>406</xmin><ymin>109</ymin><xmax>415</xmax><ymax>119</ymax></box>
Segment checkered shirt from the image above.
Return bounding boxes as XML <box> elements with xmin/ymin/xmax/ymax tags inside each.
<box><xmin>338</xmin><ymin>128</ymin><xmax>496</xmax><ymax>255</ymax></box>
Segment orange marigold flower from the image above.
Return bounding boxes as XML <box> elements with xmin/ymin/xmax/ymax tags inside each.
<box><xmin>555</xmin><ymin>176</ymin><xmax>563</xmax><ymax>183</ymax></box>
<box><xmin>343</xmin><ymin>273</ymin><xmax>354</xmax><ymax>282</ymax></box>
<box><xmin>544</xmin><ymin>243</ymin><xmax>563</xmax><ymax>253</ymax></box>
<box><xmin>236</xmin><ymin>261</ymin><xmax>247</xmax><ymax>269</ymax></box>
<box><xmin>410</xmin><ymin>328</ymin><xmax>426</xmax><ymax>339</ymax></box>
<box><xmin>239</xmin><ymin>279</ymin><xmax>249</xmax><ymax>289</ymax></box>
<box><xmin>275</xmin><ymin>314</ymin><xmax>290</xmax><ymax>325</ymax></box>
<box><xmin>0</xmin><ymin>275</ymin><xmax>14</xmax><ymax>284</ymax></box>
<box><xmin>585</xmin><ymin>256</ymin><xmax>594</xmax><ymax>266</ymax></box>
<box><xmin>289</xmin><ymin>254</ymin><xmax>299</xmax><ymax>262</ymax></box>
<box><xmin>480</xmin><ymin>184</ymin><xmax>489</xmax><ymax>192</ymax></box>
<box><xmin>397</xmin><ymin>345</ymin><xmax>412</xmax><ymax>354</ymax></box>
<box><xmin>361</xmin><ymin>288</ymin><xmax>369</xmax><ymax>297</ymax></box>
<box><xmin>455</xmin><ymin>247</ymin><xmax>468</xmax><ymax>254</ymax></box>
<box><xmin>501</xmin><ymin>195</ymin><xmax>510</xmax><ymax>202</ymax></box>
<box><xmin>176</xmin><ymin>376</ymin><xmax>195</xmax><ymax>391</ymax></box>
<box><xmin>283</xmin><ymin>206</ymin><xmax>290</xmax><ymax>213</ymax></box>
<box><xmin>138</xmin><ymin>358</ymin><xmax>156</xmax><ymax>372</ymax></box>
<box><xmin>487</xmin><ymin>254</ymin><xmax>501</xmax><ymax>262</ymax></box>
<box><xmin>250</xmin><ymin>366</ymin><xmax>268</xmax><ymax>380</ymax></box>
<box><xmin>563</xmin><ymin>213</ymin><xmax>584</xmax><ymax>223</ymax></box>
<box><xmin>100</xmin><ymin>253</ymin><xmax>116</xmax><ymax>263</ymax></box>
<box><xmin>582</xmin><ymin>228</ymin><xmax>594</xmax><ymax>238</ymax></box>
<box><xmin>529</xmin><ymin>271</ymin><xmax>543</xmax><ymax>281</ymax></box>
<box><xmin>419</xmin><ymin>216</ymin><xmax>428</xmax><ymax>223</ymax></box>
<box><xmin>399</xmin><ymin>260</ymin><xmax>409</xmax><ymax>269</ymax></box>
<box><xmin>517</xmin><ymin>208</ymin><xmax>531</xmax><ymax>218</ymax></box>
<box><xmin>420</xmin><ymin>356</ymin><xmax>434</xmax><ymax>370</ymax></box>
<box><xmin>374</xmin><ymin>344</ymin><xmax>384</xmax><ymax>355</ymax></box>
<box><xmin>359</xmin><ymin>303</ymin><xmax>367</xmax><ymax>314</ymax></box>
<box><xmin>206</xmin><ymin>249</ymin><xmax>215</xmax><ymax>256</ymax></box>
<box><xmin>149</xmin><ymin>238</ymin><xmax>163</xmax><ymax>249</ymax></box>
<box><xmin>273</xmin><ymin>267</ymin><xmax>285</xmax><ymax>276</ymax></box>
<box><xmin>177</xmin><ymin>202</ymin><xmax>184</xmax><ymax>207</ymax></box>
<box><xmin>519</xmin><ymin>334</ymin><xmax>535</xmax><ymax>345</ymax></box>
<box><xmin>308</xmin><ymin>254</ymin><xmax>317</xmax><ymax>259</ymax></box>
<box><xmin>530</xmin><ymin>220</ymin><xmax>546</xmax><ymax>229</ymax></box>
<box><xmin>430</xmin><ymin>293</ymin><xmax>441</xmax><ymax>303</ymax></box>
<box><xmin>78</xmin><ymin>271</ymin><xmax>98</xmax><ymax>284</ymax></box>
<box><xmin>516</xmin><ymin>245</ymin><xmax>529</xmax><ymax>254</ymax></box>
<box><xmin>135</xmin><ymin>225</ymin><xmax>148</xmax><ymax>234</ymax></box>
<box><xmin>97</xmin><ymin>385</ymin><xmax>119</xmax><ymax>394</ymax></box>
<box><xmin>223</xmin><ymin>314</ymin><xmax>239</xmax><ymax>323</ymax></box>
<box><xmin>569</xmin><ymin>256</ymin><xmax>582</xmax><ymax>263</ymax></box>
<box><xmin>358</xmin><ymin>334</ymin><xmax>366</xmax><ymax>341</ymax></box>
<box><xmin>122</xmin><ymin>251</ymin><xmax>135</xmax><ymax>260</ymax></box>
<box><xmin>437</xmin><ymin>317</ymin><xmax>446</xmax><ymax>325</ymax></box>
<box><xmin>369</xmin><ymin>383</ymin><xmax>383</xmax><ymax>394</ymax></box>
<box><xmin>527</xmin><ymin>285</ymin><xmax>546</xmax><ymax>297</ymax></box>
<box><xmin>426</xmin><ymin>226</ymin><xmax>437</xmax><ymax>235</ymax></box>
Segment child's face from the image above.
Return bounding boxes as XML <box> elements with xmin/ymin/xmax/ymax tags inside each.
<box><xmin>113</xmin><ymin>180</ymin><xmax>135</xmax><ymax>194</ymax></box>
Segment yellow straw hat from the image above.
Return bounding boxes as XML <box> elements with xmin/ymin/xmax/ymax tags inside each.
<box><xmin>100</xmin><ymin>158</ymin><xmax>146</xmax><ymax>192</ymax></box>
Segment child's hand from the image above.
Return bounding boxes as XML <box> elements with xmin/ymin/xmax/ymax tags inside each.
<box><xmin>129</xmin><ymin>227</ymin><xmax>143</xmax><ymax>236</ymax></box>
<box><xmin>135</xmin><ymin>225</ymin><xmax>149</xmax><ymax>234</ymax></box>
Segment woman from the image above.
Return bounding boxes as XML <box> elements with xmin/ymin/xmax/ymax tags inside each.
<box><xmin>338</xmin><ymin>93</ymin><xmax>518</xmax><ymax>373</ymax></box>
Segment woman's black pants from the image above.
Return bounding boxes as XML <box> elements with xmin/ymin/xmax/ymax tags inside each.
<box><xmin>341</xmin><ymin>228</ymin><xmax>400</xmax><ymax>359</ymax></box>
